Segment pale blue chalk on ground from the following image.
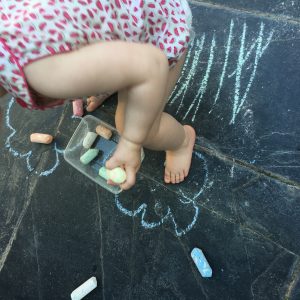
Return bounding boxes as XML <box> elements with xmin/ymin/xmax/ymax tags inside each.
<box><xmin>191</xmin><ymin>248</ymin><xmax>212</xmax><ymax>277</ymax></box>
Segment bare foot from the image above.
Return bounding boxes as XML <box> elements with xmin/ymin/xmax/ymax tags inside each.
<box><xmin>164</xmin><ymin>125</ymin><xmax>196</xmax><ymax>184</ymax></box>
<box><xmin>86</xmin><ymin>92</ymin><xmax>114</xmax><ymax>112</ymax></box>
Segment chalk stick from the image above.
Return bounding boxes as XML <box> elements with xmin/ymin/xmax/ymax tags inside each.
<box><xmin>191</xmin><ymin>248</ymin><xmax>212</xmax><ymax>278</ymax></box>
<box><xmin>98</xmin><ymin>167</ymin><xmax>109</xmax><ymax>180</ymax></box>
<box><xmin>70</xmin><ymin>277</ymin><xmax>97</xmax><ymax>300</ymax></box>
<box><xmin>80</xmin><ymin>149</ymin><xmax>99</xmax><ymax>165</ymax></box>
<box><xmin>30</xmin><ymin>133</ymin><xmax>53</xmax><ymax>144</ymax></box>
<box><xmin>99</xmin><ymin>167</ymin><xmax>126</xmax><ymax>184</ymax></box>
<box><xmin>72</xmin><ymin>99</ymin><xmax>84</xmax><ymax>117</ymax></box>
<box><xmin>95</xmin><ymin>124</ymin><xmax>112</xmax><ymax>140</ymax></box>
<box><xmin>82</xmin><ymin>132</ymin><xmax>97</xmax><ymax>149</ymax></box>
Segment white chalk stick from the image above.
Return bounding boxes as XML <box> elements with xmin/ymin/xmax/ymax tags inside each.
<box><xmin>71</xmin><ymin>277</ymin><xmax>97</xmax><ymax>300</ymax></box>
<box><xmin>82</xmin><ymin>131</ymin><xmax>97</xmax><ymax>149</ymax></box>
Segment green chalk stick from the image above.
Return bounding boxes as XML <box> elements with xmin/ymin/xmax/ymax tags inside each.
<box><xmin>99</xmin><ymin>167</ymin><xmax>109</xmax><ymax>180</ymax></box>
<box><xmin>99</xmin><ymin>167</ymin><xmax>126</xmax><ymax>184</ymax></box>
<box><xmin>80</xmin><ymin>148</ymin><xmax>99</xmax><ymax>165</ymax></box>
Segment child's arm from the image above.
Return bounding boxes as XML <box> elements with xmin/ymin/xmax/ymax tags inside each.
<box><xmin>24</xmin><ymin>41</ymin><xmax>169</xmax><ymax>189</ymax></box>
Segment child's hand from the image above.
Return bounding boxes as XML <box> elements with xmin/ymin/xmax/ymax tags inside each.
<box><xmin>105</xmin><ymin>137</ymin><xmax>142</xmax><ymax>190</ymax></box>
<box><xmin>86</xmin><ymin>92</ymin><xmax>114</xmax><ymax>112</ymax></box>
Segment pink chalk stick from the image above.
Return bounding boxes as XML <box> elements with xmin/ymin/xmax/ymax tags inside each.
<box><xmin>72</xmin><ymin>99</ymin><xmax>84</xmax><ymax>117</ymax></box>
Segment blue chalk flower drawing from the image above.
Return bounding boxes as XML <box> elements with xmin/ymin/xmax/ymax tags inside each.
<box><xmin>5</xmin><ymin>97</ymin><xmax>64</xmax><ymax>176</ymax></box>
<box><xmin>114</xmin><ymin>152</ymin><xmax>210</xmax><ymax>237</ymax></box>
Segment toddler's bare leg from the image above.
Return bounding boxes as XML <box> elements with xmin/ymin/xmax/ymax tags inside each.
<box><xmin>116</xmin><ymin>51</ymin><xmax>196</xmax><ymax>184</ymax></box>
<box><xmin>115</xmin><ymin>88</ymin><xmax>128</xmax><ymax>133</ymax></box>
<box><xmin>144</xmin><ymin>114</ymin><xmax>196</xmax><ymax>184</ymax></box>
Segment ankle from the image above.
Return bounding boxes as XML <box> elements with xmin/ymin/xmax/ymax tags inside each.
<box><xmin>179</xmin><ymin>127</ymin><xmax>190</xmax><ymax>149</ymax></box>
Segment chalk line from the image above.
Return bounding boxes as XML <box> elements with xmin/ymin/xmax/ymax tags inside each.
<box><xmin>114</xmin><ymin>151</ymin><xmax>208</xmax><ymax>237</ymax></box>
<box><xmin>178</xmin><ymin>151</ymin><xmax>209</xmax><ymax>201</ymax></box>
<box><xmin>5</xmin><ymin>97</ymin><xmax>64</xmax><ymax>176</ymax></box>
<box><xmin>230</xmin><ymin>22</ymin><xmax>273</xmax><ymax>124</ymax></box>
<box><xmin>0</xmin><ymin>195</ymin><xmax>31</xmax><ymax>272</ymax></box>
<box><xmin>176</xmin><ymin>35</ymin><xmax>205</xmax><ymax>115</ymax></box>
<box><xmin>184</xmin><ymin>34</ymin><xmax>216</xmax><ymax>122</ymax></box>
<box><xmin>228</xmin><ymin>25</ymin><xmax>273</xmax><ymax>79</ymax></box>
<box><xmin>210</xmin><ymin>19</ymin><xmax>234</xmax><ymax>113</ymax></box>
<box><xmin>231</xmin><ymin>22</ymin><xmax>247</xmax><ymax>125</ymax></box>
<box><xmin>169</xmin><ymin>38</ymin><xmax>195</xmax><ymax>104</ymax></box>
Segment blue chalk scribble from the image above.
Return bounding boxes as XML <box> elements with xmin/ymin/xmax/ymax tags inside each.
<box><xmin>114</xmin><ymin>152</ymin><xmax>209</xmax><ymax>237</ymax></box>
<box><xmin>5</xmin><ymin>97</ymin><xmax>64</xmax><ymax>177</ymax></box>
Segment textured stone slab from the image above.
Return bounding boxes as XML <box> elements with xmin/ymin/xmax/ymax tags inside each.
<box><xmin>192</xmin><ymin>0</ymin><xmax>300</xmax><ymax>19</ymax></box>
<box><xmin>166</xmin><ymin>3</ymin><xmax>300</xmax><ymax>182</ymax></box>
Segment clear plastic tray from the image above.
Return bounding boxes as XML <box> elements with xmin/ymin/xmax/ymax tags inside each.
<box><xmin>64</xmin><ymin>115</ymin><xmax>122</xmax><ymax>194</ymax></box>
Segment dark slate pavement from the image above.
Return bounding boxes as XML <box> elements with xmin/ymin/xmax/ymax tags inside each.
<box><xmin>193</xmin><ymin>0</ymin><xmax>300</xmax><ymax>19</ymax></box>
<box><xmin>0</xmin><ymin>1</ymin><xmax>300</xmax><ymax>299</ymax></box>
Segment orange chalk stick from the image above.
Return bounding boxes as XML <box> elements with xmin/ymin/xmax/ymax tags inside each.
<box><xmin>30</xmin><ymin>133</ymin><xmax>53</xmax><ymax>144</ymax></box>
<box><xmin>96</xmin><ymin>125</ymin><xmax>112</xmax><ymax>140</ymax></box>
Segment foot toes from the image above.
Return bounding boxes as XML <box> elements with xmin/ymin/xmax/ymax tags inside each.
<box><xmin>183</xmin><ymin>168</ymin><xmax>189</xmax><ymax>178</ymax></box>
<box><xmin>164</xmin><ymin>170</ymin><xmax>171</xmax><ymax>183</ymax></box>
<box><xmin>175</xmin><ymin>174</ymin><xmax>180</xmax><ymax>183</ymax></box>
<box><xmin>179</xmin><ymin>171</ymin><xmax>185</xmax><ymax>182</ymax></box>
<box><xmin>170</xmin><ymin>173</ymin><xmax>176</xmax><ymax>184</ymax></box>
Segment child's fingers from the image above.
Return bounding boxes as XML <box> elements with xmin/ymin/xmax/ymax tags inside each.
<box><xmin>120</xmin><ymin>166</ymin><xmax>136</xmax><ymax>190</ymax></box>
<box><xmin>107</xmin><ymin>179</ymin><xmax>119</xmax><ymax>186</ymax></box>
<box><xmin>105</xmin><ymin>156</ymin><xmax>119</xmax><ymax>170</ymax></box>
<box><xmin>86</xmin><ymin>97</ymin><xmax>100</xmax><ymax>112</ymax></box>
<box><xmin>86</xmin><ymin>94</ymin><xmax>111</xmax><ymax>112</ymax></box>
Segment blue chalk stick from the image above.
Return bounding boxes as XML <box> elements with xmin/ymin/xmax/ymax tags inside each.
<box><xmin>191</xmin><ymin>248</ymin><xmax>212</xmax><ymax>278</ymax></box>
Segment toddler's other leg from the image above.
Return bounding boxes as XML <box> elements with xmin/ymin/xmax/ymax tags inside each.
<box><xmin>144</xmin><ymin>113</ymin><xmax>195</xmax><ymax>184</ymax></box>
<box><xmin>116</xmin><ymin>51</ymin><xmax>196</xmax><ymax>184</ymax></box>
<box><xmin>114</xmin><ymin>88</ymin><xmax>128</xmax><ymax>134</ymax></box>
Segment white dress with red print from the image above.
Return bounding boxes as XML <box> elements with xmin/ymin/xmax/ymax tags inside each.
<box><xmin>0</xmin><ymin>0</ymin><xmax>192</xmax><ymax>109</ymax></box>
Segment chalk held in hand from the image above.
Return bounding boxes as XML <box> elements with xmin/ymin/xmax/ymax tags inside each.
<box><xmin>191</xmin><ymin>248</ymin><xmax>212</xmax><ymax>278</ymax></box>
<box><xmin>82</xmin><ymin>131</ymin><xmax>97</xmax><ymax>149</ymax></box>
<box><xmin>80</xmin><ymin>148</ymin><xmax>99</xmax><ymax>165</ymax></box>
<box><xmin>72</xmin><ymin>99</ymin><xmax>84</xmax><ymax>117</ymax></box>
<box><xmin>96</xmin><ymin>124</ymin><xmax>112</xmax><ymax>140</ymax></box>
<box><xmin>70</xmin><ymin>276</ymin><xmax>97</xmax><ymax>300</ymax></box>
<box><xmin>99</xmin><ymin>167</ymin><xmax>126</xmax><ymax>184</ymax></box>
<box><xmin>30</xmin><ymin>133</ymin><xmax>53</xmax><ymax>144</ymax></box>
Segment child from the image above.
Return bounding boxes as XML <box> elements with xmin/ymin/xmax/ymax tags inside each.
<box><xmin>0</xmin><ymin>0</ymin><xmax>196</xmax><ymax>190</ymax></box>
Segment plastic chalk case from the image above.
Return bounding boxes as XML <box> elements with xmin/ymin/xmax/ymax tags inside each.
<box><xmin>64</xmin><ymin>115</ymin><xmax>122</xmax><ymax>194</ymax></box>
